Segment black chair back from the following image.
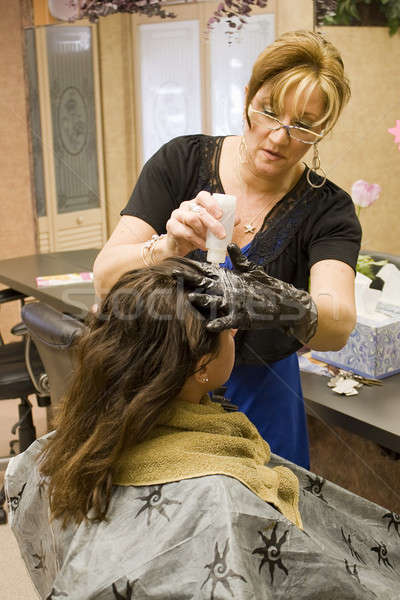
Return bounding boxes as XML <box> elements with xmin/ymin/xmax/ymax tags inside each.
<box><xmin>21</xmin><ymin>303</ymin><xmax>85</xmax><ymax>411</ymax></box>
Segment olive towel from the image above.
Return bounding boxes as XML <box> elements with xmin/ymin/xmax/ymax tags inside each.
<box><xmin>114</xmin><ymin>396</ymin><xmax>302</xmax><ymax>528</ymax></box>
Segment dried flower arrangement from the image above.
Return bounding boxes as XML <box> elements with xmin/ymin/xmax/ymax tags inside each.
<box><xmin>206</xmin><ymin>0</ymin><xmax>268</xmax><ymax>32</ymax></box>
<box><xmin>79</xmin><ymin>1</ymin><xmax>176</xmax><ymax>22</ymax></box>
<box><xmin>54</xmin><ymin>0</ymin><xmax>269</xmax><ymax>33</ymax></box>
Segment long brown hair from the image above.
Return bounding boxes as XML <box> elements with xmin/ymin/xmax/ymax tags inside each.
<box><xmin>39</xmin><ymin>258</ymin><xmax>221</xmax><ymax>527</ymax></box>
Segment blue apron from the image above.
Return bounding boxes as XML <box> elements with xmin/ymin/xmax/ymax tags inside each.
<box><xmin>221</xmin><ymin>245</ymin><xmax>310</xmax><ymax>469</ymax></box>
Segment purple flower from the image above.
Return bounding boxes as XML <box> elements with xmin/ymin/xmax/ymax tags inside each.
<box><xmin>351</xmin><ymin>180</ymin><xmax>381</xmax><ymax>209</ymax></box>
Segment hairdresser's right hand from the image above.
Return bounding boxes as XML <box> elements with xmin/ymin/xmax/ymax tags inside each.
<box><xmin>165</xmin><ymin>191</ymin><xmax>227</xmax><ymax>257</ymax></box>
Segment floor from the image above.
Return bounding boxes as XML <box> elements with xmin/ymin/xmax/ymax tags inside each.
<box><xmin>308</xmin><ymin>414</ymin><xmax>400</xmax><ymax>514</ymax></box>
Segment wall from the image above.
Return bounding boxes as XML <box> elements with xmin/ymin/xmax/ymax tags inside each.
<box><xmin>319</xmin><ymin>26</ymin><xmax>400</xmax><ymax>253</ymax></box>
<box><xmin>97</xmin><ymin>14</ymin><xmax>137</xmax><ymax>236</ymax></box>
<box><xmin>276</xmin><ymin>0</ymin><xmax>313</xmax><ymax>34</ymax></box>
<box><xmin>273</xmin><ymin>3</ymin><xmax>400</xmax><ymax>254</ymax></box>
<box><xmin>0</xmin><ymin>0</ymin><xmax>36</xmax><ymax>341</ymax></box>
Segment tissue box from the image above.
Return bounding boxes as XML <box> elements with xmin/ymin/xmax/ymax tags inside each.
<box><xmin>312</xmin><ymin>313</ymin><xmax>400</xmax><ymax>379</ymax></box>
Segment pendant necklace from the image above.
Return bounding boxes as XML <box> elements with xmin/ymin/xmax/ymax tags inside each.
<box><xmin>237</xmin><ymin>157</ymin><xmax>277</xmax><ymax>235</ymax></box>
<box><xmin>243</xmin><ymin>205</ymin><xmax>270</xmax><ymax>234</ymax></box>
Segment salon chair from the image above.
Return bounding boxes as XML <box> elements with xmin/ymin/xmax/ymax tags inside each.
<box><xmin>1</xmin><ymin>300</ymin><xmax>85</xmax><ymax>524</ymax></box>
<box><xmin>0</xmin><ymin>290</ymin><xmax>50</xmax><ymax>450</ymax></box>
<box><xmin>21</xmin><ymin>302</ymin><xmax>86</xmax><ymax>412</ymax></box>
<box><xmin>20</xmin><ymin>302</ymin><xmax>235</xmax><ymax>410</ymax></box>
<box><xmin>1</xmin><ymin>302</ymin><xmax>85</xmax><ymax>525</ymax></box>
<box><xmin>0</xmin><ymin>290</ymin><xmax>50</xmax><ymax>524</ymax></box>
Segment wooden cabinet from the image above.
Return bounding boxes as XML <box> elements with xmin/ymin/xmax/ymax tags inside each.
<box><xmin>26</xmin><ymin>23</ymin><xmax>107</xmax><ymax>252</ymax></box>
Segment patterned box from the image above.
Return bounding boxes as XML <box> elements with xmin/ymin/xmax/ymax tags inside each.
<box><xmin>311</xmin><ymin>313</ymin><xmax>400</xmax><ymax>379</ymax></box>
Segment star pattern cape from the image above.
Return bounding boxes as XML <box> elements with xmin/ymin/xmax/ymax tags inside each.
<box><xmin>5</xmin><ymin>434</ymin><xmax>400</xmax><ymax>599</ymax></box>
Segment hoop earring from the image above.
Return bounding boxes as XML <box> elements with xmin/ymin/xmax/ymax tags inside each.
<box><xmin>306</xmin><ymin>144</ymin><xmax>327</xmax><ymax>189</ymax></box>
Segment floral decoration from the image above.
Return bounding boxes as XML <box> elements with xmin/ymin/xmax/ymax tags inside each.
<box><xmin>316</xmin><ymin>0</ymin><xmax>400</xmax><ymax>36</ymax></box>
<box><xmin>52</xmin><ymin>0</ymin><xmax>269</xmax><ymax>33</ymax></box>
<box><xmin>206</xmin><ymin>0</ymin><xmax>268</xmax><ymax>33</ymax></box>
<box><xmin>78</xmin><ymin>1</ymin><xmax>175</xmax><ymax>22</ymax></box>
<box><xmin>356</xmin><ymin>255</ymin><xmax>387</xmax><ymax>281</ymax></box>
<box><xmin>388</xmin><ymin>120</ymin><xmax>400</xmax><ymax>151</ymax></box>
<box><xmin>351</xmin><ymin>179</ymin><xmax>381</xmax><ymax>216</ymax></box>
<box><xmin>315</xmin><ymin>0</ymin><xmax>338</xmax><ymax>26</ymax></box>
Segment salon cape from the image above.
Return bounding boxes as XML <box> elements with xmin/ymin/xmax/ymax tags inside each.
<box><xmin>5</xmin><ymin>407</ymin><xmax>400</xmax><ymax>598</ymax></box>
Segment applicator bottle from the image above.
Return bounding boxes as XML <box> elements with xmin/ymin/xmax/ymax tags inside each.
<box><xmin>206</xmin><ymin>194</ymin><xmax>237</xmax><ymax>264</ymax></box>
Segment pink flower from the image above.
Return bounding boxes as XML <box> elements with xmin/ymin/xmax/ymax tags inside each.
<box><xmin>351</xmin><ymin>180</ymin><xmax>381</xmax><ymax>208</ymax></box>
<box><xmin>388</xmin><ymin>120</ymin><xmax>400</xmax><ymax>150</ymax></box>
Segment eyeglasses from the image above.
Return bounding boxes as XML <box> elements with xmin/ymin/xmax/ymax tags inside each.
<box><xmin>248</xmin><ymin>104</ymin><xmax>324</xmax><ymax>145</ymax></box>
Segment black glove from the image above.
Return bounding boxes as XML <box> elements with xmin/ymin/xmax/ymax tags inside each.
<box><xmin>174</xmin><ymin>244</ymin><xmax>318</xmax><ymax>344</ymax></box>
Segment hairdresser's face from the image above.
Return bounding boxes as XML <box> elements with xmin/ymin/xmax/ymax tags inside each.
<box><xmin>244</xmin><ymin>82</ymin><xmax>325</xmax><ymax>180</ymax></box>
<box><xmin>206</xmin><ymin>329</ymin><xmax>236</xmax><ymax>388</ymax></box>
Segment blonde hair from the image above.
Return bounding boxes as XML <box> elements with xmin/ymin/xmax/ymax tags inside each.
<box><xmin>245</xmin><ymin>30</ymin><xmax>350</xmax><ymax>134</ymax></box>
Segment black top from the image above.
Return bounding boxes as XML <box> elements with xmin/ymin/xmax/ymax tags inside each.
<box><xmin>121</xmin><ymin>135</ymin><xmax>362</xmax><ymax>364</ymax></box>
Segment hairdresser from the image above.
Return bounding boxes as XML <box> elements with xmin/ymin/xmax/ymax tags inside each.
<box><xmin>93</xmin><ymin>31</ymin><xmax>361</xmax><ymax>468</ymax></box>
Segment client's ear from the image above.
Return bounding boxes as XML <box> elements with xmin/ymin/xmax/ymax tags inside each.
<box><xmin>194</xmin><ymin>355</ymin><xmax>211</xmax><ymax>385</ymax></box>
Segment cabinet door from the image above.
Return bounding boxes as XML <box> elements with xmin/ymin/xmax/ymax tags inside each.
<box><xmin>28</xmin><ymin>24</ymin><xmax>107</xmax><ymax>252</ymax></box>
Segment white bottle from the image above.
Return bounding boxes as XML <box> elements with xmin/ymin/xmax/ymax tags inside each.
<box><xmin>206</xmin><ymin>193</ymin><xmax>237</xmax><ymax>264</ymax></box>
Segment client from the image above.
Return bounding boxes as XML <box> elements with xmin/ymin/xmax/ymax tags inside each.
<box><xmin>5</xmin><ymin>258</ymin><xmax>400</xmax><ymax>599</ymax></box>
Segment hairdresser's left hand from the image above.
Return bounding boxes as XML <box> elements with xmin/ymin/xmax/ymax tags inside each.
<box><xmin>173</xmin><ymin>243</ymin><xmax>318</xmax><ymax>344</ymax></box>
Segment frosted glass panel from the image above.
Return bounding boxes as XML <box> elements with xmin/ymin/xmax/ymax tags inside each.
<box><xmin>140</xmin><ymin>20</ymin><xmax>201</xmax><ymax>164</ymax></box>
<box><xmin>210</xmin><ymin>14</ymin><xmax>275</xmax><ymax>135</ymax></box>
<box><xmin>25</xmin><ymin>29</ymin><xmax>46</xmax><ymax>217</ymax></box>
<box><xmin>46</xmin><ymin>27</ymin><xmax>99</xmax><ymax>214</ymax></box>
